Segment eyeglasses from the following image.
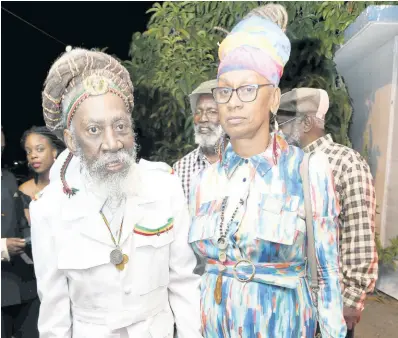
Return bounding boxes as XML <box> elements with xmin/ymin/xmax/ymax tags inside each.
<box><xmin>194</xmin><ymin>109</ymin><xmax>219</xmax><ymax>121</ymax></box>
<box><xmin>278</xmin><ymin>116</ymin><xmax>299</xmax><ymax>127</ymax></box>
<box><xmin>212</xmin><ymin>84</ymin><xmax>274</xmax><ymax>104</ymax></box>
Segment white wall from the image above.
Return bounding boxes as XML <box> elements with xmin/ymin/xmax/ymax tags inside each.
<box><xmin>337</xmin><ymin>36</ymin><xmax>398</xmax><ymax>246</ymax></box>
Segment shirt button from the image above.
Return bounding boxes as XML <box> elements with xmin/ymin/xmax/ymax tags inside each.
<box><xmin>243</xmin><ymin>178</ymin><xmax>247</xmax><ymax>182</ymax></box>
<box><xmin>124</xmin><ymin>287</ymin><xmax>131</xmax><ymax>295</ymax></box>
<box><xmin>245</xmin><ymin>159</ymin><xmax>249</xmax><ymax>164</ymax></box>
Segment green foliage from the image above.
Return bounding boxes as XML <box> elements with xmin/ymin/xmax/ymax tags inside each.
<box><xmin>125</xmin><ymin>1</ymin><xmax>386</xmax><ymax>163</ymax></box>
<box><xmin>376</xmin><ymin>234</ymin><xmax>398</xmax><ymax>270</ymax></box>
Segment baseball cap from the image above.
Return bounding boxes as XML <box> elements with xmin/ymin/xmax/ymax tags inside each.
<box><xmin>189</xmin><ymin>79</ymin><xmax>218</xmax><ymax>114</ymax></box>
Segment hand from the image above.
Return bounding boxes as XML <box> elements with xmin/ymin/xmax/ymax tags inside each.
<box><xmin>6</xmin><ymin>238</ymin><xmax>26</xmax><ymax>256</ymax></box>
<box><xmin>343</xmin><ymin>306</ymin><xmax>361</xmax><ymax>330</ymax></box>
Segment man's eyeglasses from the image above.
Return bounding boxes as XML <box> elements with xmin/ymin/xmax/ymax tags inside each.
<box><xmin>212</xmin><ymin>84</ymin><xmax>274</xmax><ymax>104</ymax></box>
<box><xmin>278</xmin><ymin>116</ymin><xmax>299</xmax><ymax>127</ymax></box>
<box><xmin>194</xmin><ymin>109</ymin><xmax>218</xmax><ymax>121</ymax></box>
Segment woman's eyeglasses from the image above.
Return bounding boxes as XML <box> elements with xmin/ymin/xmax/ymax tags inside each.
<box><xmin>212</xmin><ymin>84</ymin><xmax>274</xmax><ymax>104</ymax></box>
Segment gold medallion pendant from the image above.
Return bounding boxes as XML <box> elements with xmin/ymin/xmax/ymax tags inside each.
<box><xmin>116</xmin><ymin>254</ymin><xmax>129</xmax><ymax>271</ymax></box>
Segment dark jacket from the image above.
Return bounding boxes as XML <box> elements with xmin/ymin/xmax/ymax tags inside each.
<box><xmin>1</xmin><ymin>169</ymin><xmax>37</xmax><ymax>307</ymax></box>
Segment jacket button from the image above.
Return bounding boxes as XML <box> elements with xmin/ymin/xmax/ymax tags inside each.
<box><xmin>124</xmin><ymin>288</ymin><xmax>131</xmax><ymax>295</ymax></box>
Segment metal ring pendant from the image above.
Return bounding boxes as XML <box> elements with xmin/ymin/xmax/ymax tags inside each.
<box><xmin>110</xmin><ymin>248</ymin><xmax>123</xmax><ymax>265</ymax></box>
<box><xmin>217</xmin><ymin>237</ymin><xmax>228</xmax><ymax>251</ymax></box>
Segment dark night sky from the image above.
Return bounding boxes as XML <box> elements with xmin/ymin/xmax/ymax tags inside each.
<box><xmin>1</xmin><ymin>1</ymin><xmax>156</xmax><ymax>168</ymax></box>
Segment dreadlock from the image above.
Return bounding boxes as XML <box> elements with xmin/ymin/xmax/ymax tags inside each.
<box><xmin>244</xmin><ymin>4</ymin><xmax>288</xmax><ymax>32</ymax></box>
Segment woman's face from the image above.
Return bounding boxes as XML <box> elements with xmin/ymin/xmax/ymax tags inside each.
<box><xmin>25</xmin><ymin>133</ymin><xmax>57</xmax><ymax>174</ymax></box>
<box><xmin>217</xmin><ymin>70</ymin><xmax>280</xmax><ymax>140</ymax></box>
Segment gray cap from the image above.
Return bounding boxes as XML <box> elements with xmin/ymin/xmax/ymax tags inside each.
<box><xmin>189</xmin><ymin>79</ymin><xmax>218</xmax><ymax>114</ymax></box>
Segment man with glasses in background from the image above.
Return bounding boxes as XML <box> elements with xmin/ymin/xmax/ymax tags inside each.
<box><xmin>173</xmin><ymin>79</ymin><xmax>225</xmax><ymax>201</ymax></box>
<box><xmin>277</xmin><ymin>87</ymin><xmax>378</xmax><ymax>338</ymax></box>
<box><xmin>173</xmin><ymin>80</ymin><xmax>226</xmax><ymax>276</ymax></box>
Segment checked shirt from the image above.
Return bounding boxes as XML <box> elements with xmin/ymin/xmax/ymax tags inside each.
<box><xmin>304</xmin><ymin>134</ymin><xmax>378</xmax><ymax>310</ymax></box>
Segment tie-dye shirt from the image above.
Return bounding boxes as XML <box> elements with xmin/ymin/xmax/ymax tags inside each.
<box><xmin>188</xmin><ymin>133</ymin><xmax>347</xmax><ymax>338</ymax></box>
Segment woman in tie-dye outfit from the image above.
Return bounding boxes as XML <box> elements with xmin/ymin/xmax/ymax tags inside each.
<box><xmin>188</xmin><ymin>4</ymin><xmax>346</xmax><ymax>338</ymax></box>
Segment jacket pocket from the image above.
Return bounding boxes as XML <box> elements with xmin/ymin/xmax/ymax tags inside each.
<box><xmin>57</xmin><ymin>233</ymin><xmax>110</xmax><ymax>271</ymax></box>
<box><xmin>134</xmin><ymin>216</ymin><xmax>175</xmax><ymax>295</ymax></box>
<box><xmin>134</xmin><ymin>219</ymin><xmax>175</xmax><ymax>248</ymax></box>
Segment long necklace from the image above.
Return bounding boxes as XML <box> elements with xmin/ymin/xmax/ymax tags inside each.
<box><xmin>216</xmin><ymin>154</ymin><xmax>263</xmax><ymax>263</ymax></box>
<box><xmin>214</xmin><ymin>156</ymin><xmax>263</xmax><ymax>305</ymax></box>
<box><xmin>100</xmin><ymin>210</ymin><xmax>129</xmax><ymax>271</ymax></box>
<box><xmin>214</xmin><ymin>197</ymin><xmax>243</xmax><ymax>305</ymax></box>
<box><xmin>217</xmin><ymin>197</ymin><xmax>244</xmax><ymax>263</ymax></box>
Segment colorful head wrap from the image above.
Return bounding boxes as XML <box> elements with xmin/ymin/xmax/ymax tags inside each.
<box><xmin>218</xmin><ymin>8</ymin><xmax>291</xmax><ymax>85</ymax></box>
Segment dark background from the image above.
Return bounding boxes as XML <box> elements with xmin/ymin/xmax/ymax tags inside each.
<box><xmin>1</xmin><ymin>1</ymin><xmax>156</xmax><ymax>173</ymax></box>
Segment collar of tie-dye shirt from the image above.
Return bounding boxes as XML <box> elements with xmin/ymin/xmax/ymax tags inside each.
<box><xmin>220</xmin><ymin>132</ymin><xmax>290</xmax><ymax>179</ymax></box>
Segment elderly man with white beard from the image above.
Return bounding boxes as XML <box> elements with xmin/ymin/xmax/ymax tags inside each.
<box><xmin>29</xmin><ymin>48</ymin><xmax>201</xmax><ymax>338</ymax></box>
<box><xmin>173</xmin><ymin>79</ymin><xmax>226</xmax><ymax>201</ymax></box>
<box><xmin>173</xmin><ymin>80</ymin><xmax>225</xmax><ymax>276</ymax></box>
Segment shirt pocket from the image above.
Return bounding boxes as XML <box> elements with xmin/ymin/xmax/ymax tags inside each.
<box><xmin>134</xmin><ymin>215</ymin><xmax>175</xmax><ymax>295</ymax></box>
<box><xmin>256</xmin><ymin>194</ymin><xmax>305</xmax><ymax>245</ymax></box>
<box><xmin>188</xmin><ymin>200</ymin><xmax>222</xmax><ymax>244</ymax></box>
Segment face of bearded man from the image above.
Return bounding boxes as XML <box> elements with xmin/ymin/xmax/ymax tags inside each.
<box><xmin>64</xmin><ymin>93</ymin><xmax>137</xmax><ymax>200</ymax></box>
<box><xmin>193</xmin><ymin>94</ymin><xmax>224</xmax><ymax>152</ymax></box>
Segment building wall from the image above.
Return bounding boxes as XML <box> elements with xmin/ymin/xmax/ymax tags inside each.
<box><xmin>344</xmin><ymin>36</ymin><xmax>397</xmax><ymax>245</ymax></box>
<box><xmin>384</xmin><ymin>36</ymin><xmax>398</xmax><ymax>244</ymax></box>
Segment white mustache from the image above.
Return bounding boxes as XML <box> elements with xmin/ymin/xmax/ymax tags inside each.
<box><xmin>97</xmin><ymin>151</ymin><xmax>130</xmax><ymax>167</ymax></box>
<box><xmin>195</xmin><ymin>124</ymin><xmax>217</xmax><ymax>132</ymax></box>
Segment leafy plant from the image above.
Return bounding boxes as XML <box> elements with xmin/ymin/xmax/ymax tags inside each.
<box><xmin>125</xmin><ymin>1</ymin><xmax>390</xmax><ymax>163</ymax></box>
<box><xmin>375</xmin><ymin>234</ymin><xmax>398</xmax><ymax>270</ymax></box>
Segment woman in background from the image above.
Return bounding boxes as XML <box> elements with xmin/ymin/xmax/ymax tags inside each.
<box><xmin>18</xmin><ymin>126</ymin><xmax>65</xmax><ymax>223</ymax></box>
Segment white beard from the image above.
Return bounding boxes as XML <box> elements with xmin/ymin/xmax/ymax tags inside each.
<box><xmin>194</xmin><ymin>124</ymin><xmax>224</xmax><ymax>150</ymax></box>
<box><xmin>76</xmin><ymin>144</ymin><xmax>139</xmax><ymax>202</ymax></box>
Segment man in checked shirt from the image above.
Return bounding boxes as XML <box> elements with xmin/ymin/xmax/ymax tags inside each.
<box><xmin>173</xmin><ymin>79</ymin><xmax>226</xmax><ymax>275</ymax></box>
<box><xmin>277</xmin><ymin>87</ymin><xmax>378</xmax><ymax>337</ymax></box>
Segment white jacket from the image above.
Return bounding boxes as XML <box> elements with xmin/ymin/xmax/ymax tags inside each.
<box><xmin>30</xmin><ymin>150</ymin><xmax>201</xmax><ymax>338</ymax></box>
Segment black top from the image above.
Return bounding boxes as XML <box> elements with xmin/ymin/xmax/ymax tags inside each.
<box><xmin>1</xmin><ymin>169</ymin><xmax>37</xmax><ymax>307</ymax></box>
<box><xmin>19</xmin><ymin>191</ymin><xmax>32</xmax><ymax>210</ymax></box>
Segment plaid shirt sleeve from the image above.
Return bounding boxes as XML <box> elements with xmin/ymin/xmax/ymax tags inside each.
<box><xmin>340</xmin><ymin>159</ymin><xmax>378</xmax><ymax>310</ymax></box>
